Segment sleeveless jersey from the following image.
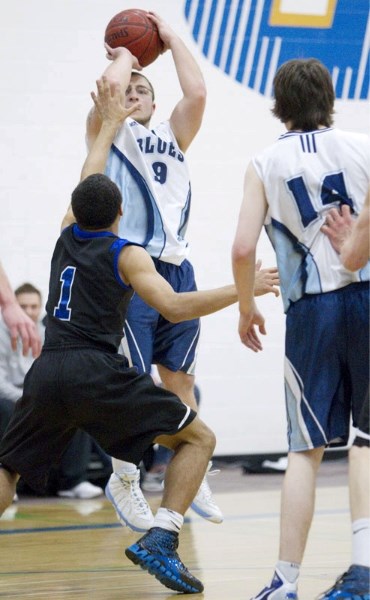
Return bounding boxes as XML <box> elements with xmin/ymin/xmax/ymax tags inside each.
<box><xmin>105</xmin><ymin>118</ymin><xmax>191</xmax><ymax>266</ymax></box>
<box><xmin>253</xmin><ymin>128</ymin><xmax>370</xmax><ymax>312</ymax></box>
<box><xmin>44</xmin><ymin>225</ymin><xmax>135</xmax><ymax>352</ymax></box>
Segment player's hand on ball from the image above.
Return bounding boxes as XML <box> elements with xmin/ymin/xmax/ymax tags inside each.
<box><xmin>147</xmin><ymin>12</ymin><xmax>176</xmax><ymax>52</ymax></box>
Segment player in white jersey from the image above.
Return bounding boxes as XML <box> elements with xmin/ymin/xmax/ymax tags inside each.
<box><xmin>85</xmin><ymin>11</ymin><xmax>223</xmax><ymax>532</ymax></box>
<box><xmin>232</xmin><ymin>58</ymin><xmax>370</xmax><ymax>599</ymax></box>
<box><xmin>106</xmin><ymin>118</ymin><xmax>191</xmax><ymax>265</ymax></box>
<box><xmin>87</xmin><ymin>11</ymin><xmax>280</xmax><ymax>534</ymax></box>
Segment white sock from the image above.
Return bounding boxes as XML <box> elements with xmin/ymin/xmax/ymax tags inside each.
<box><xmin>112</xmin><ymin>458</ymin><xmax>137</xmax><ymax>475</ymax></box>
<box><xmin>276</xmin><ymin>560</ymin><xmax>300</xmax><ymax>584</ymax></box>
<box><xmin>153</xmin><ymin>507</ymin><xmax>184</xmax><ymax>533</ymax></box>
<box><xmin>352</xmin><ymin>518</ymin><xmax>370</xmax><ymax>567</ymax></box>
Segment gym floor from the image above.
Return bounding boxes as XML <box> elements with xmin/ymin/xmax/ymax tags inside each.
<box><xmin>0</xmin><ymin>456</ymin><xmax>349</xmax><ymax>599</ymax></box>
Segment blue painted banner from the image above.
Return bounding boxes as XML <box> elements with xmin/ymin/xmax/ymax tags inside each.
<box><xmin>184</xmin><ymin>0</ymin><xmax>369</xmax><ymax>99</ymax></box>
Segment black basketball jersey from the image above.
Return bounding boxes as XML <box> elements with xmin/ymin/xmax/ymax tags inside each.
<box><xmin>44</xmin><ymin>224</ymin><xmax>136</xmax><ymax>352</ymax></box>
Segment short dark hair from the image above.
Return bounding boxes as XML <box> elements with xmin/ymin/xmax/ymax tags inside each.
<box><xmin>272</xmin><ymin>58</ymin><xmax>335</xmax><ymax>131</ymax></box>
<box><xmin>131</xmin><ymin>71</ymin><xmax>155</xmax><ymax>100</ymax></box>
<box><xmin>15</xmin><ymin>282</ymin><xmax>41</xmax><ymax>299</ymax></box>
<box><xmin>71</xmin><ymin>174</ymin><xmax>122</xmax><ymax>229</ymax></box>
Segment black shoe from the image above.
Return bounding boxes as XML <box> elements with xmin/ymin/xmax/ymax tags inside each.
<box><xmin>317</xmin><ymin>564</ymin><xmax>370</xmax><ymax>599</ymax></box>
<box><xmin>125</xmin><ymin>526</ymin><xmax>204</xmax><ymax>593</ymax></box>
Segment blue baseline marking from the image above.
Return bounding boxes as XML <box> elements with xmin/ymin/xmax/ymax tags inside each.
<box><xmin>0</xmin><ymin>522</ymin><xmax>121</xmax><ymax>536</ymax></box>
<box><xmin>0</xmin><ymin>508</ymin><xmax>347</xmax><ymax>536</ymax></box>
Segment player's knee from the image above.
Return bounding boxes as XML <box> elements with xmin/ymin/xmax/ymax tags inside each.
<box><xmin>195</xmin><ymin>419</ymin><xmax>216</xmax><ymax>456</ymax></box>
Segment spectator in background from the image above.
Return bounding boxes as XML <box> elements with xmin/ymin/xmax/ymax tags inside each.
<box><xmin>0</xmin><ymin>282</ymin><xmax>104</xmax><ymax>499</ymax></box>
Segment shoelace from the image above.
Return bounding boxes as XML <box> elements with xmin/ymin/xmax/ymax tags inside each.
<box><xmin>198</xmin><ymin>468</ymin><xmax>220</xmax><ymax>502</ymax></box>
<box><xmin>121</xmin><ymin>475</ymin><xmax>150</xmax><ymax>515</ymax></box>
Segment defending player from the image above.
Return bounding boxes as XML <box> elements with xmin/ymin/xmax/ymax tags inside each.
<box><xmin>0</xmin><ymin>77</ymin><xmax>239</xmax><ymax>594</ymax></box>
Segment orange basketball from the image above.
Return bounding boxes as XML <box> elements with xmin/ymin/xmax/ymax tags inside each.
<box><xmin>104</xmin><ymin>9</ymin><xmax>164</xmax><ymax>67</ymax></box>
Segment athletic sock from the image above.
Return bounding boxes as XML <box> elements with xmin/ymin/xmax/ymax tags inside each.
<box><xmin>352</xmin><ymin>518</ymin><xmax>370</xmax><ymax>567</ymax></box>
<box><xmin>153</xmin><ymin>507</ymin><xmax>184</xmax><ymax>533</ymax></box>
<box><xmin>276</xmin><ymin>560</ymin><xmax>300</xmax><ymax>583</ymax></box>
<box><xmin>112</xmin><ymin>459</ymin><xmax>138</xmax><ymax>475</ymax></box>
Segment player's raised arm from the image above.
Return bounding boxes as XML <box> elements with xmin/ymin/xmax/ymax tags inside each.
<box><xmin>86</xmin><ymin>46</ymin><xmax>141</xmax><ymax>149</ymax></box>
<box><xmin>62</xmin><ymin>77</ymin><xmax>140</xmax><ymax>230</ymax></box>
<box><xmin>147</xmin><ymin>12</ymin><xmax>206</xmax><ymax>152</ymax></box>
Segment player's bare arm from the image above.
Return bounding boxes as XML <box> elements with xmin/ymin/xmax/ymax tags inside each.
<box><xmin>63</xmin><ymin>77</ymin><xmax>139</xmax><ymax>230</ymax></box>
<box><xmin>86</xmin><ymin>46</ymin><xmax>141</xmax><ymax>149</ymax></box>
<box><xmin>147</xmin><ymin>12</ymin><xmax>206</xmax><ymax>152</ymax></box>
<box><xmin>119</xmin><ymin>244</ymin><xmax>237</xmax><ymax>322</ymax></box>
<box><xmin>232</xmin><ymin>162</ymin><xmax>269</xmax><ymax>351</ymax></box>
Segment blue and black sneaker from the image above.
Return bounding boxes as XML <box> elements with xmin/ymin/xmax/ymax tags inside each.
<box><xmin>317</xmin><ymin>564</ymin><xmax>370</xmax><ymax>599</ymax></box>
<box><xmin>125</xmin><ymin>527</ymin><xmax>204</xmax><ymax>594</ymax></box>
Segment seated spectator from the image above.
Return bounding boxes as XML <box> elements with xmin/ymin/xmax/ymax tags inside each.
<box><xmin>0</xmin><ymin>282</ymin><xmax>105</xmax><ymax>499</ymax></box>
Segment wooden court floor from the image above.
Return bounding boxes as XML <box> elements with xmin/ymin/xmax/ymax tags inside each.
<box><xmin>0</xmin><ymin>458</ymin><xmax>350</xmax><ymax>600</ymax></box>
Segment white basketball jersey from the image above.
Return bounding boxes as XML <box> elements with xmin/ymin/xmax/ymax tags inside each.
<box><xmin>105</xmin><ymin>118</ymin><xmax>191</xmax><ymax>265</ymax></box>
<box><xmin>253</xmin><ymin>128</ymin><xmax>370</xmax><ymax>312</ymax></box>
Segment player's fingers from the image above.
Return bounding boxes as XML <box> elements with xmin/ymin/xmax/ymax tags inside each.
<box><xmin>9</xmin><ymin>326</ymin><xmax>18</xmax><ymax>352</ymax></box>
<box><xmin>246</xmin><ymin>326</ymin><xmax>263</xmax><ymax>351</ymax></box>
<box><xmin>127</xmin><ymin>102</ymin><xmax>141</xmax><ymax>115</ymax></box>
<box><xmin>30</xmin><ymin>334</ymin><xmax>41</xmax><ymax>358</ymax></box>
<box><xmin>17</xmin><ymin>323</ymin><xmax>31</xmax><ymax>356</ymax></box>
<box><xmin>255</xmin><ymin>259</ymin><xmax>262</xmax><ymax>271</ymax></box>
<box><xmin>341</xmin><ymin>204</ymin><xmax>352</xmax><ymax>219</ymax></box>
<box><xmin>259</xmin><ymin>323</ymin><xmax>267</xmax><ymax>336</ymax></box>
<box><xmin>104</xmin><ymin>42</ymin><xmax>114</xmax><ymax>58</ymax></box>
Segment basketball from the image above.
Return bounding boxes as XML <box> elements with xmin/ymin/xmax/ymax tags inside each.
<box><xmin>104</xmin><ymin>9</ymin><xmax>164</xmax><ymax>67</ymax></box>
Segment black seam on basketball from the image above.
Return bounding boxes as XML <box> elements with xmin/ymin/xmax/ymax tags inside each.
<box><xmin>140</xmin><ymin>27</ymin><xmax>155</xmax><ymax>60</ymax></box>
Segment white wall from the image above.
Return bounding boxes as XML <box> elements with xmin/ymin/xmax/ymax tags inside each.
<box><xmin>1</xmin><ymin>0</ymin><xmax>368</xmax><ymax>455</ymax></box>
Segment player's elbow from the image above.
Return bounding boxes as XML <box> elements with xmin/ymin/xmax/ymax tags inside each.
<box><xmin>232</xmin><ymin>241</ymin><xmax>255</xmax><ymax>265</ymax></box>
<box><xmin>196</xmin><ymin>83</ymin><xmax>207</xmax><ymax>105</ymax></box>
<box><xmin>158</xmin><ymin>298</ymin><xmax>182</xmax><ymax>323</ymax></box>
<box><xmin>342</xmin><ymin>254</ymin><xmax>368</xmax><ymax>272</ymax></box>
<box><xmin>163</xmin><ymin>307</ymin><xmax>183</xmax><ymax>324</ymax></box>
<box><xmin>189</xmin><ymin>82</ymin><xmax>206</xmax><ymax>111</ymax></box>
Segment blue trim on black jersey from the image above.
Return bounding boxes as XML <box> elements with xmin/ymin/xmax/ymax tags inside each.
<box><xmin>73</xmin><ymin>224</ymin><xmax>117</xmax><ymax>239</ymax></box>
<box><xmin>73</xmin><ymin>224</ymin><xmax>142</xmax><ymax>290</ymax></box>
<box><xmin>109</xmin><ymin>238</ymin><xmax>140</xmax><ymax>289</ymax></box>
